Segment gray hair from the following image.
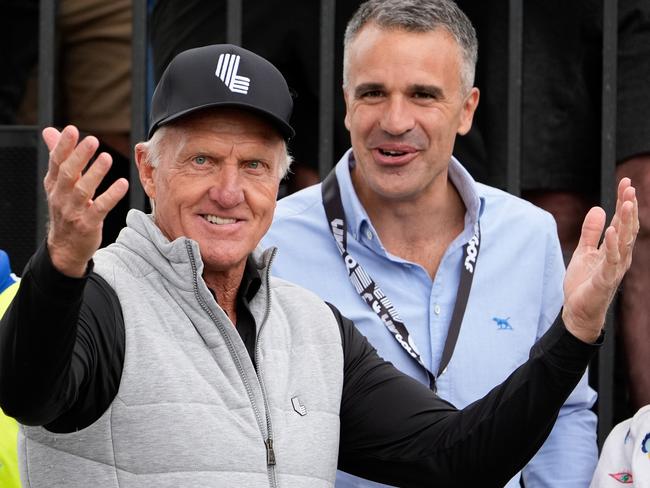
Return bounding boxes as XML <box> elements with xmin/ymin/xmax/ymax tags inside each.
<box><xmin>140</xmin><ymin>125</ymin><xmax>293</xmax><ymax>179</ymax></box>
<box><xmin>139</xmin><ymin>125</ymin><xmax>292</xmax><ymax>215</ymax></box>
<box><xmin>343</xmin><ymin>0</ymin><xmax>478</xmax><ymax>93</ymax></box>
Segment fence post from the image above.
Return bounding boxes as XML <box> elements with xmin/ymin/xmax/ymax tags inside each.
<box><xmin>36</xmin><ymin>0</ymin><xmax>58</xmax><ymax>242</ymax></box>
<box><xmin>319</xmin><ymin>0</ymin><xmax>336</xmax><ymax>179</ymax></box>
<box><xmin>598</xmin><ymin>0</ymin><xmax>618</xmax><ymax>448</ymax></box>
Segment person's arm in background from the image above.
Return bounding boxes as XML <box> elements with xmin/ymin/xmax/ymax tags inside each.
<box><xmin>615</xmin><ymin>0</ymin><xmax>650</xmax><ymax>411</ymax></box>
<box><xmin>616</xmin><ymin>155</ymin><xmax>650</xmax><ymax>410</ymax></box>
<box><xmin>523</xmin><ymin>214</ymin><xmax>598</xmax><ymax>487</ymax></box>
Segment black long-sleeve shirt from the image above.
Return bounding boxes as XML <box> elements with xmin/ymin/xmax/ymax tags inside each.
<box><xmin>0</xmin><ymin>243</ymin><xmax>600</xmax><ymax>487</ymax></box>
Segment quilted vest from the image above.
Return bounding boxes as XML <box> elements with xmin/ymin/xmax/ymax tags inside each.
<box><xmin>19</xmin><ymin>210</ymin><xmax>344</xmax><ymax>488</ymax></box>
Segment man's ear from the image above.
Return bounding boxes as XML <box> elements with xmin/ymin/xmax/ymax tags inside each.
<box><xmin>134</xmin><ymin>142</ymin><xmax>156</xmax><ymax>200</ymax></box>
<box><xmin>343</xmin><ymin>86</ymin><xmax>352</xmax><ymax>132</ymax></box>
<box><xmin>457</xmin><ymin>87</ymin><xmax>480</xmax><ymax>136</ymax></box>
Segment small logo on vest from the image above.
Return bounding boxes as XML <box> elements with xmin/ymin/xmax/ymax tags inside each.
<box><xmin>215</xmin><ymin>53</ymin><xmax>251</xmax><ymax>94</ymax></box>
<box><xmin>492</xmin><ymin>317</ymin><xmax>512</xmax><ymax>330</ymax></box>
<box><xmin>291</xmin><ymin>396</ymin><xmax>307</xmax><ymax>416</ymax></box>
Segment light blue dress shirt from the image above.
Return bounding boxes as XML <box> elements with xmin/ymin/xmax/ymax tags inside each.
<box><xmin>263</xmin><ymin>150</ymin><xmax>598</xmax><ymax>487</ymax></box>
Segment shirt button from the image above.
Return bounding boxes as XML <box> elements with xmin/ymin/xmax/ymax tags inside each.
<box><xmin>366</xmin><ymin>230</ymin><xmax>373</xmax><ymax>240</ymax></box>
<box><xmin>434</xmin><ymin>304</ymin><xmax>441</xmax><ymax>315</ymax></box>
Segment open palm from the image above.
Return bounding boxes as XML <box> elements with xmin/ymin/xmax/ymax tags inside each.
<box><xmin>562</xmin><ymin>178</ymin><xmax>638</xmax><ymax>343</ymax></box>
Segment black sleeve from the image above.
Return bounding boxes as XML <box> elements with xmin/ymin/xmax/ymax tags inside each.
<box><xmin>329</xmin><ymin>304</ymin><xmax>600</xmax><ymax>488</ymax></box>
<box><xmin>0</xmin><ymin>243</ymin><xmax>124</xmax><ymax>433</ymax></box>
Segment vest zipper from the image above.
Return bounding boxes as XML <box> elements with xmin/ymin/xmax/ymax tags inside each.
<box><xmin>265</xmin><ymin>437</ymin><xmax>276</xmax><ymax>465</ymax></box>
<box><xmin>255</xmin><ymin>248</ymin><xmax>279</xmax><ymax>486</ymax></box>
<box><xmin>186</xmin><ymin>242</ymin><xmax>277</xmax><ymax>488</ymax></box>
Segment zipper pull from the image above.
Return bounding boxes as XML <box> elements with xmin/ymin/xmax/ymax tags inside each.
<box><xmin>265</xmin><ymin>437</ymin><xmax>276</xmax><ymax>466</ymax></box>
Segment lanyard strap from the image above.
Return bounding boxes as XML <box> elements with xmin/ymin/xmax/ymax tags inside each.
<box><xmin>321</xmin><ymin>169</ymin><xmax>481</xmax><ymax>389</ymax></box>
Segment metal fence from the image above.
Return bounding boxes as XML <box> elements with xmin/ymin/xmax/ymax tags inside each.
<box><xmin>0</xmin><ymin>0</ymin><xmax>621</xmax><ymax>446</ymax></box>
<box><xmin>133</xmin><ymin>0</ymin><xmax>623</xmax><ymax>447</ymax></box>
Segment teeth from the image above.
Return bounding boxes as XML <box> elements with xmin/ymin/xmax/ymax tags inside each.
<box><xmin>204</xmin><ymin>215</ymin><xmax>237</xmax><ymax>225</ymax></box>
<box><xmin>380</xmin><ymin>149</ymin><xmax>406</xmax><ymax>156</ymax></box>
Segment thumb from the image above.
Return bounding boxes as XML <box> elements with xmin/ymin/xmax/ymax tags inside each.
<box><xmin>577</xmin><ymin>206</ymin><xmax>606</xmax><ymax>251</ymax></box>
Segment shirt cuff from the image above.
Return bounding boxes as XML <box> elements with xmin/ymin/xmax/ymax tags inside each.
<box><xmin>28</xmin><ymin>241</ymin><xmax>93</xmax><ymax>303</ymax></box>
<box><xmin>533</xmin><ymin>312</ymin><xmax>603</xmax><ymax>375</ymax></box>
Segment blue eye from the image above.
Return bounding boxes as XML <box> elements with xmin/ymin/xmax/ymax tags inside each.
<box><xmin>247</xmin><ymin>160</ymin><xmax>261</xmax><ymax>169</ymax></box>
<box><xmin>194</xmin><ymin>156</ymin><xmax>207</xmax><ymax>165</ymax></box>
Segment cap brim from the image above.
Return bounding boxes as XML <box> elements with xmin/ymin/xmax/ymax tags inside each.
<box><xmin>148</xmin><ymin>101</ymin><xmax>295</xmax><ymax>140</ymax></box>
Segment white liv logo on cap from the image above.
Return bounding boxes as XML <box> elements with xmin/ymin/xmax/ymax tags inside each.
<box><xmin>215</xmin><ymin>53</ymin><xmax>251</xmax><ymax>94</ymax></box>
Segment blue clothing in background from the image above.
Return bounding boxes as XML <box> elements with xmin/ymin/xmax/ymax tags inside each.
<box><xmin>263</xmin><ymin>150</ymin><xmax>598</xmax><ymax>488</ymax></box>
<box><xmin>0</xmin><ymin>250</ymin><xmax>17</xmax><ymax>294</ymax></box>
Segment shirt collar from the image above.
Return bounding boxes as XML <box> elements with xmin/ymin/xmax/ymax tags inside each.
<box><xmin>334</xmin><ymin>149</ymin><xmax>486</xmax><ymax>242</ymax></box>
<box><xmin>334</xmin><ymin>149</ymin><xmax>373</xmax><ymax>242</ymax></box>
<box><xmin>447</xmin><ymin>155</ymin><xmax>485</xmax><ymax>235</ymax></box>
<box><xmin>240</xmin><ymin>255</ymin><xmax>262</xmax><ymax>303</ymax></box>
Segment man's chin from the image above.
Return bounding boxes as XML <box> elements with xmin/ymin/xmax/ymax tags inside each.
<box><xmin>199</xmin><ymin>247</ymin><xmax>249</xmax><ymax>272</ymax></box>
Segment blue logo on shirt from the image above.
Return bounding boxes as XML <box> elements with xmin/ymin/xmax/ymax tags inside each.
<box><xmin>492</xmin><ymin>317</ymin><xmax>512</xmax><ymax>330</ymax></box>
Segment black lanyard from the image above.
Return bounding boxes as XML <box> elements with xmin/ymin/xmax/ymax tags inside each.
<box><xmin>321</xmin><ymin>169</ymin><xmax>481</xmax><ymax>390</ymax></box>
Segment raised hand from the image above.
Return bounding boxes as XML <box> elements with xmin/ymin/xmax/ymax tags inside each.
<box><xmin>562</xmin><ymin>178</ymin><xmax>639</xmax><ymax>343</ymax></box>
<box><xmin>43</xmin><ymin>126</ymin><xmax>129</xmax><ymax>277</ymax></box>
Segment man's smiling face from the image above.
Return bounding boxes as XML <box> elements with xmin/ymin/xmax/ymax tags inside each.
<box><xmin>137</xmin><ymin>108</ymin><xmax>283</xmax><ymax>273</ymax></box>
<box><xmin>343</xmin><ymin>24</ymin><xmax>479</xmax><ymax>204</ymax></box>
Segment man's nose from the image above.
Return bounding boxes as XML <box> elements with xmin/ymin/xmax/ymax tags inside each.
<box><xmin>379</xmin><ymin>96</ymin><xmax>415</xmax><ymax>135</ymax></box>
<box><xmin>208</xmin><ymin>164</ymin><xmax>245</xmax><ymax>208</ymax></box>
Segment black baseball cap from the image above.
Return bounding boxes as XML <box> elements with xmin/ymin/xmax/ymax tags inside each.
<box><xmin>149</xmin><ymin>44</ymin><xmax>295</xmax><ymax>140</ymax></box>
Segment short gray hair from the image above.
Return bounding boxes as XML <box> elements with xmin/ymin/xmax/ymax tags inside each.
<box><xmin>139</xmin><ymin>125</ymin><xmax>292</xmax><ymax>216</ymax></box>
<box><xmin>140</xmin><ymin>125</ymin><xmax>293</xmax><ymax>179</ymax></box>
<box><xmin>343</xmin><ymin>0</ymin><xmax>478</xmax><ymax>93</ymax></box>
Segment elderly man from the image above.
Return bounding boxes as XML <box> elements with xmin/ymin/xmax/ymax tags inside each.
<box><xmin>0</xmin><ymin>44</ymin><xmax>638</xmax><ymax>488</ymax></box>
<box><xmin>262</xmin><ymin>1</ymin><xmax>617</xmax><ymax>486</ymax></box>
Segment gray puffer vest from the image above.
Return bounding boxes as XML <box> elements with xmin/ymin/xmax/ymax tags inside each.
<box><xmin>19</xmin><ymin>210</ymin><xmax>344</xmax><ymax>488</ymax></box>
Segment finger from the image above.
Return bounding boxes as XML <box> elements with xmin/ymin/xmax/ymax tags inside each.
<box><xmin>610</xmin><ymin>178</ymin><xmax>630</xmax><ymax>229</ymax></box>
<box><xmin>71</xmin><ymin>152</ymin><xmax>114</xmax><ymax>207</ymax></box>
<box><xmin>601</xmin><ymin>225</ymin><xmax>621</xmax><ymax>288</ymax></box>
<box><xmin>42</xmin><ymin>127</ymin><xmax>62</xmax><ymax>152</ymax></box>
<box><xmin>616</xmin><ymin>200</ymin><xmax>634</xmax><ymax>253</ymax></box>
<box><xmin>632</xmin><ymin>186</ymin><xmax>640</xmax><ymax>236</ymax></box>
<box><xmin>43</xmin><ymin>127</ymin><xmax>67</xmax><ymax>192</ymax></box>
<box><xmin>617</xmin><ymin>177</ymin><xmax>631</xmax><ymax>204</ymax></box>
<box><xmin>619</xmin><ymin>186</ymin><xmax>637</xmax><ymax>236</ymax></box>
<box><xmin>610</xmin><ymin>178</ymin><xmax>631</xmax><ymax>230</ymax></box>
<box><xmin>87</xmin><ymin>178</ymin><xmax>129</xmax><ymax>223</ymax></box>
<box><xmin>56</xmin><ymin>136</ymin><xmax>100</xmax><ymax>188</ymax></box>
<box><xmin>577</xmin><ymin>206</ymin><xmax>606</xmax><ymax>251</ymax></box>
<box><xmin>612</xmin><ymin>186</ymin><xmax>634</xmax><ymax>234</ymax></box>
<box><xmin>49</xmin><ymin>125</ymin><xmax>79</xmax><ymax>168</ymax></box>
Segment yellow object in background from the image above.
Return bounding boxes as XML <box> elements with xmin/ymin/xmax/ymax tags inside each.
<box><xmin>0</xmin><ymin>408</ymin><xmax>20</xmax><ymax>488</ymax></box>
<box><xmin>0</xmin><ymin>255</ymin><xmax>21</xmax><ymax>487</ymax></box>
<box><xmin>0</xmin><ymin>280</ymin><xmax>18</xmax><ymax>315</ymax></box>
